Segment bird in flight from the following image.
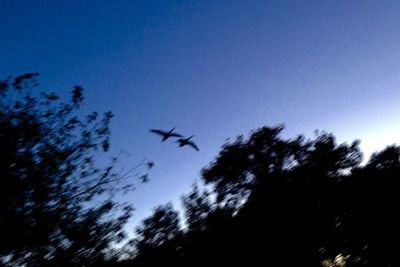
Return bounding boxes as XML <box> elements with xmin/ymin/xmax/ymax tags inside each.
<box><xmin>176</xmin><ymin>135</ymin><xmax>199</xmax><ymax>151</ymax></box>
<box><xmin>146</xmin><ymin>161</ymin><xmax>155</xmax><ymax>169</ymax></box>
<box><xmin>150</xmin><ymin>127</ymin><xmax>182</xmax><ymax>141</ymax></box>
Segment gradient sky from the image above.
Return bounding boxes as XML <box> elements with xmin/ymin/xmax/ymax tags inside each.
<box><xmin>1</xmin><ymin>0</ymin><xmax>400</xmax><ymax>232</ymax></box>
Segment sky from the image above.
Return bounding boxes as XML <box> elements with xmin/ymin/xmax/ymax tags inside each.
<box><xmin>1</xmin><ymin>0</ymin><xmax>400</xmax><ymax>232</ymax></box>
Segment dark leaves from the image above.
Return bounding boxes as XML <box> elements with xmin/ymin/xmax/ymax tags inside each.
<box><xmin>0</xmin><ymin>73</ymin><xmax>136</xmax><ymax>266</ymax></box>
<box><xmin>12</xmin><ymin>73</ymin><xmax>39</xmax><ymax>90</ymax></box>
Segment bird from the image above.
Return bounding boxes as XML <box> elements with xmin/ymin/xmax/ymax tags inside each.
<box><xmin>150</xmin><ymin>127</ymin><xmax>182</xmax><ymax>141</ymax></box>
<box><xmin>176</xmin><ymin>135</ymin><xmax>199</xmax><ymax>151</ymax></box>
<box><xmin>146</xmin><ymin>161</ymin><xmax>154</xmax><ymax>169</ymax></box>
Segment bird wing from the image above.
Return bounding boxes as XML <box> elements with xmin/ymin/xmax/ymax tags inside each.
<box><xmin>150</xmin><ymin>129</ymin><xmax>166</xmax><ymax>136</ymax></box>
<box><xmin>187</xmin><ymin>141</ymin><xmax>199</xmax><ymax>151</ymax></box>
<box><xmin>169</xmin><ymin>132</ymin><xmax>183</xmax><ymax>138</ymax></box>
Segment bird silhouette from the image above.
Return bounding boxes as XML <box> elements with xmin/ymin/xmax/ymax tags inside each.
<box><xmin>176</xmin><ymin>135</ymin><xmax>199</xmax><ymax>151</ymax></box>
<box><xmin>146</xmin><ymin>161</ymin><xmax>154</xmax><ymax>169</ymax></box>
<box><xmin>150</xmin><ymin>127</ymin><xmax>182</xmax><ymax>141</ymax></box>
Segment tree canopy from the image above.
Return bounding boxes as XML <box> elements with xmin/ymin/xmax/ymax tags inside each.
<box><xmin>125</xmin><ymin>125</ymin><xmax>400</xmax><ymax>267</ymax></box>
<box><xmin>0</xmin><ymin>73</ymin><xmax>149</xmax><ymax>266</ymax></box>
<box><xmin>2</xmin><ymin>73</ymin><xmax>399</xmax><ymax>267</ymax></box>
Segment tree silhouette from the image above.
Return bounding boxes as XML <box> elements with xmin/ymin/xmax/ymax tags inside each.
<box><xmin>133</xmin><ymin>203</ymin><xmax>182</xmax><ymax>265</ymax></box>
<box><xmin>181</xmin><ymin>184</ymin><xmax>212</xmax><ymax>233</ymax></box>
<box><xmin>342</xmin><ymin>145</ymin><xmax>400</xmax><ymax>266</ymax></box>
<box><xmin>199</xmin><ymin>126</ymin><xmax>366</xmax><ymax>265</ymax></box>
<box><xmin>0</xmin><ymin>73</ymin><xmax>147</xmax><ymax>266</ymax></box>
<box><xmin>4</xmin><ymin>73</ymin><xmax>398</xmax><ymax>266</ymax></box>
<box><xmin>100</xmin><ymin>125</ymin><xmax>400</xmax><ymax>266</ymax></box>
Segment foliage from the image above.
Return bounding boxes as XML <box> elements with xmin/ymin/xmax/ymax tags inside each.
<box><xmin>0</xmin><ymin>73</ymin><xmax>148</xmax><ymax>266</ymax></box>
<box><xmin>133</xmin><ymin>203</ymin><xmax>182</xmax><ymax>264</ymax></box>
<box><xmin>2</xmin><ymin>74</ymin><xmax>399</xmax><ymax>266</ymax></box>
<box><xmin>181</xmin><ymin>184</ymin><xmax>212</xmax><ymax>232</ymax></box>
<box><xmin>126</xmin><ymin>125</ymin><xmax>399</xmax><ymax>266</ymax></box>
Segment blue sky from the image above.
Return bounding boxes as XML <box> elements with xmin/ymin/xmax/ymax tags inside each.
<box><xmin>1</xmin><ymin>0</ymin><xmax>400</xmax><ymax>232</ymax></box>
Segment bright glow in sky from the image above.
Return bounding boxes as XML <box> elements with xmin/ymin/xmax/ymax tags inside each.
<box><xmin>1</xmin><ymin>0</ymin><xmax>400</xmax><ymax>231</ymax></box>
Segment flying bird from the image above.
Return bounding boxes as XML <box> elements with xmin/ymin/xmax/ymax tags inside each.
<box><xmin>176</xmin><ymin>135</ymin><xmax>199</xmax><ymax>151</ymax></box>
<box><xmin>150</xmin><ymin>127</ymin><xmax>182</xmax><ymax>141</ymax></box>
<box><xmin>146</xmin><ymin>161</ymin><xmax>154</xmax><ymax>170</ymax></box>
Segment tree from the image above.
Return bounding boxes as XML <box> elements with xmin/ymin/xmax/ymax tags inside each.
<box><xmin>135</xmin><ymin>203</ymin><xmax>182</xmax><ymax>266</ymax></box>
<box><xmin>181</xmin><ymin>184</ymin><xmax>212</xmax><ymax>232</ymax></box>
<box><xmin>115</xmin><ymin>125</ymin><xmax>399</xmax><ymax>266</ymax></box>
<box><xmin>0</xmin><ymin>73</ymin><xmax>149</xmax><ymax>266</ymax></box>
<box><xmin>342</xmin><ymin>145</ymin><xmax>400</xmax><ymax>266</ymax></box>
<box><xmin>135</xmin><ymin>203</ymin><xmax>182</xmax><ymax>249</ymax></box>
<box><xmin>202</xmin><ymin>126</ymin><xmax>362</xmax><ymax>208</ymax></box>
<box><xmin>134</xmin><ymin>203</ymin><xmax>182</xmax><ymax>264</ymax></box>
<box><xmin>201</xmin><ymin>125</ymin><xmax>363</xmax><ymax>265</ymax></box>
